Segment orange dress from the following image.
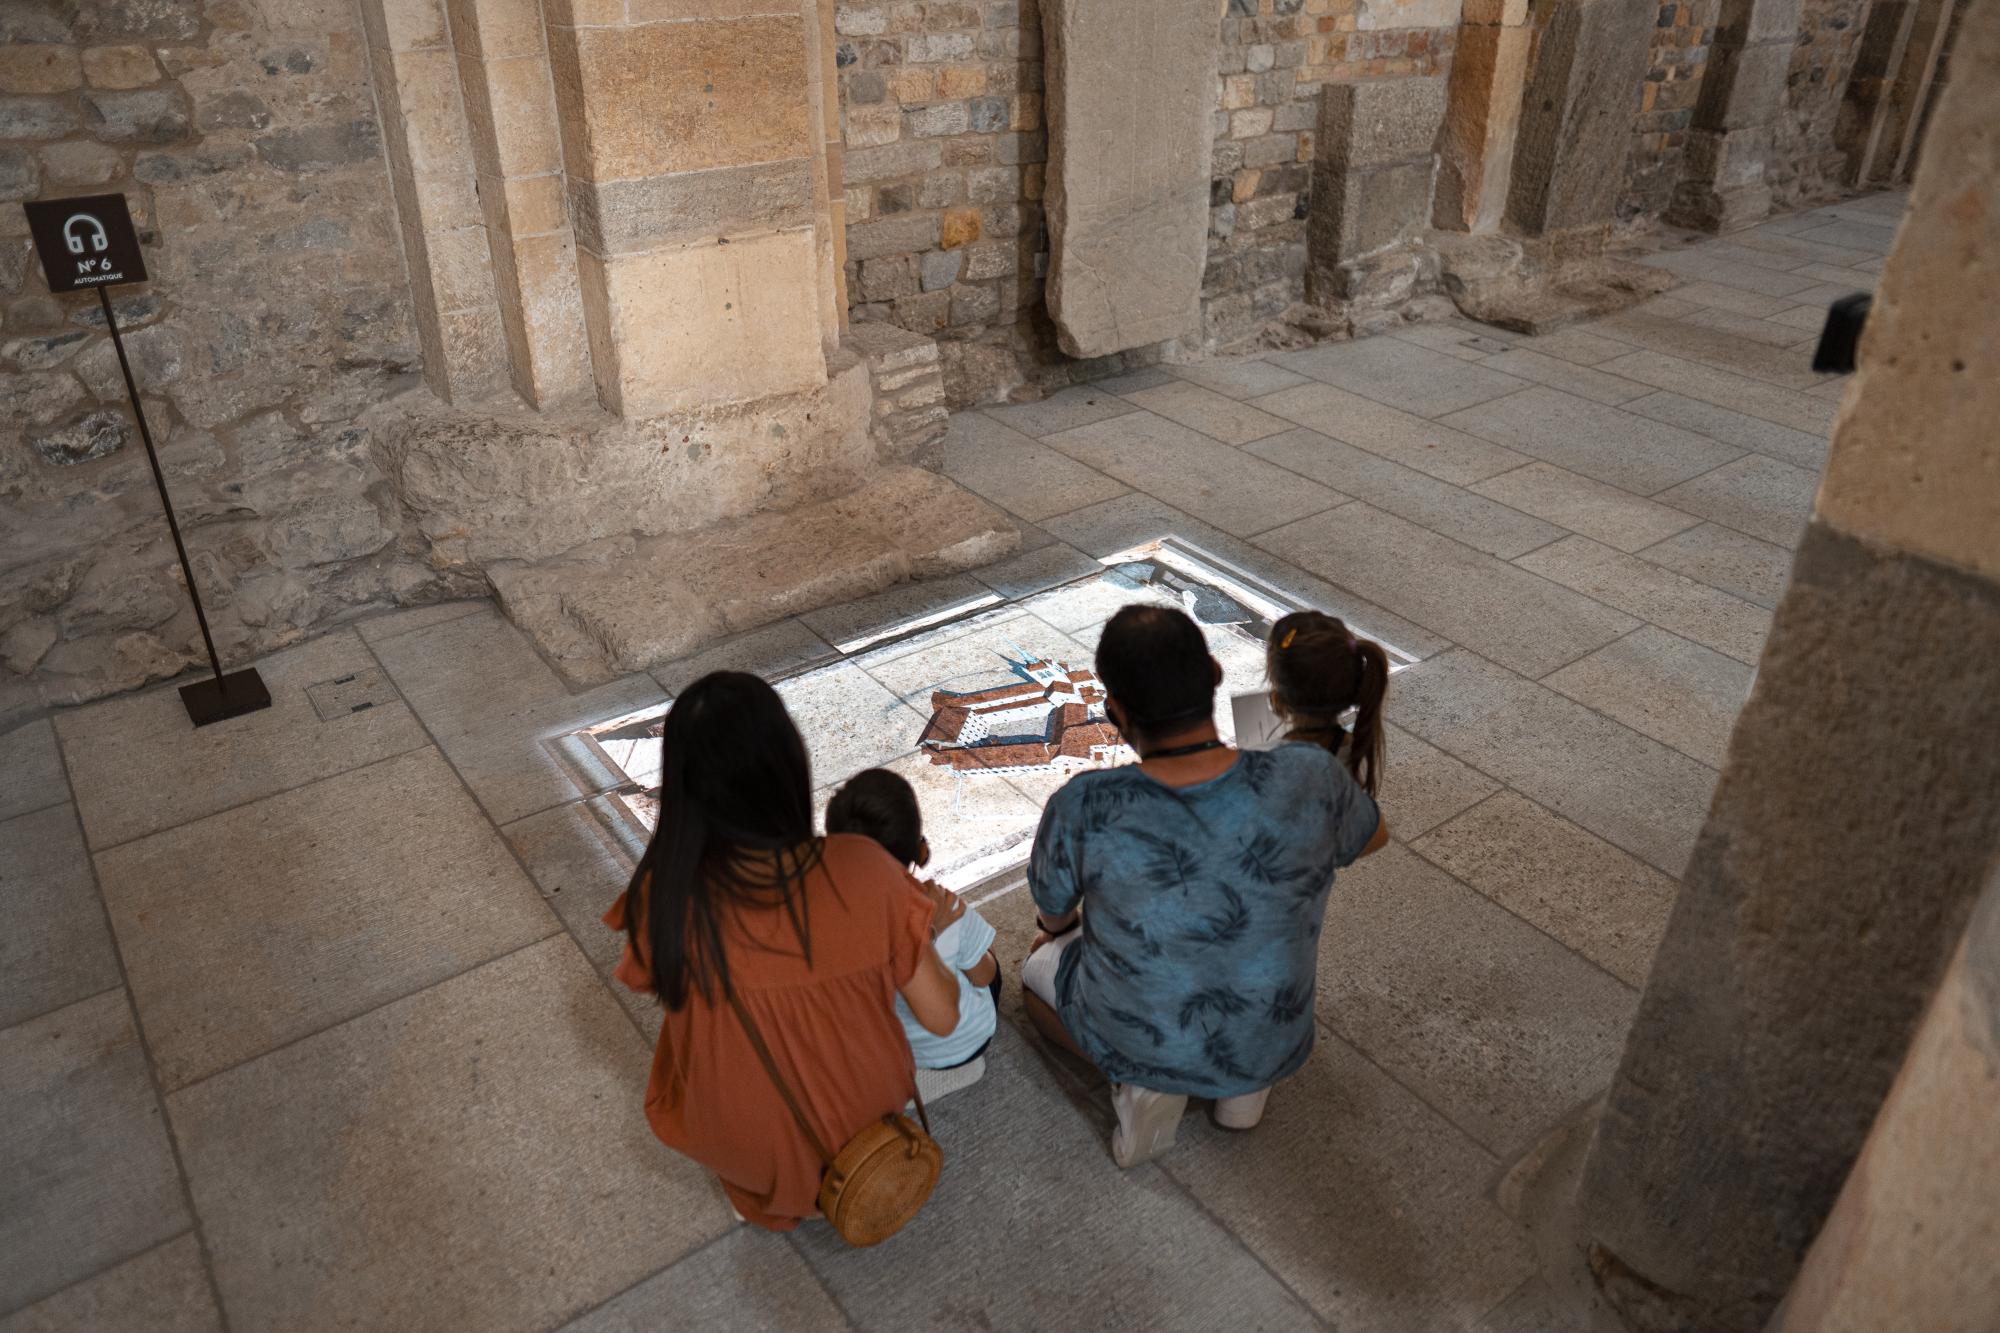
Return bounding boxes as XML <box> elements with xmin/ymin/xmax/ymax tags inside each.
<box><xmin>603</xmin><ymin>833</ymin><xmax>935</xmax><ymax>1230</ymax></box>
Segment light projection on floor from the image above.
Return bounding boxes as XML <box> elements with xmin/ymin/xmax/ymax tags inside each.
<box><xmin>564</xmin><ymin>537</ymin><xmax>1418</xmax><ymax>897</ymax></box>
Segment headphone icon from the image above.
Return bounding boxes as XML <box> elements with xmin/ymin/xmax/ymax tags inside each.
<box><xmin>64</xmin><ymin>214</ymin><xmax>110</xmax><ymax>256</ymax></box>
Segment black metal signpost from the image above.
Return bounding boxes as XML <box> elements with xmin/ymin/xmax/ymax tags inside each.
<box><xmin>24</xmin><ymin>193</ymin><xmax>272</xmax><ymax>726</ymax></box>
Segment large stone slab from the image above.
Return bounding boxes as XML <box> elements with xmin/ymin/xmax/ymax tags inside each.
<box><xmin>0</xmin><ymin>719</ymin><xmax>65</xmax><ymax>824</ymax></box>
<box><xmin>96</xmin><ymin>747</ymin><xmax>559</xmax><ymax>1089</ymax></box>
<box><xmin>1542</xmin><ymin>625</ymin><xmax>1755</xmax><ymax>769</ymax></box>
<box><xmin>942</xmin><ymin>410</ymin><xmax>1128</xmax><ymax>522</ymax></box>
<box><xmin>1162</xmin><ymin>1031</ymin><xmax>1533</xmax><ymax>1329</ymax></box>
<box><xmin>55</xmin><ymin>631</ymin><xmax>430</xmax><ymax>850</ymax></box>
<box><xmin>170</xmin><ymin>937</ymin><xmax>732</xmax><ymax>1332</ymax></box>
<box><xmin>1517</xmin><ymin>535</ymin><xmax>1771</xmax><ymax>666</ymax></box>
<box><xmin>1257</xmin><ymin>504</ymin><xmax>1639</xmax><ymax>678</ymax></box>
<box><xmin>1247</xmin><ymin>428</ymin><xmax>1565</xmax><ymax>559</ymax></box>
<box><xmin>1318</xmin><ymin>843</ymin><xmax>1638</xmax><ymax>1156</ymax></box>
<box><xmin>1040</xmin><ymin>411</ymin><xmax>1349</xmax><ymax>537</ymax></box>
<box><xmin>1044</xmin><ymin>0</ymin><xmax>1217</xmax><ymax>357</ymax></box>
<box><xmin>0</xmin><ymin>803</ymin><xmax>119</xmax><ymax>1030</ymax></box>
<box><xmin>1390</xmin><ymin>649</ymin><xmax>1719</xmax><ymax>875</ymax></box>
<box><xmin>1441</xmin><ymin>385</ymin><xmax>1744</xmax><ymax>496</ymax></box>
<box><xmin>792</xmin><ymin>1035</ymin><xmax>1320</xmax><ymax>1327</ymax></box>
<box><xmin>1414</xmin><ymin>790</ymin><xmax>1679</xmax><ymax>987</ymax></box>
<box><xmin>561</xmin><ymin>1231</ymin><xmax>846</xmax><ymax>1332</ymax></box>
<box><xmin>0</xmin><ymin>992</ymin><xmax>188</xmax><ymax>1313</ymax></box>
<box><xmin>0</xmin><ymin>1234</ymin><xmax>220</xmax><ymax>1333</ymax></box>
<box><xmin>489</xmin><ymin>467</ymin><xmax>1020</xmax><ymax>684</ymax></box>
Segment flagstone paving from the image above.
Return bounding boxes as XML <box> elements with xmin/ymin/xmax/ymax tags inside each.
<box><xmin>0</xmin><ymin>193</ymin><xmax>1898</xmax><ymax>1331</ymax></box>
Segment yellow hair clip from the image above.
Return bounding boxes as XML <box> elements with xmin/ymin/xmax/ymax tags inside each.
<box><xmin>1279</xmin><ymin>629</ymin><xmax>1297</xmax><ymax>649</ymax></box>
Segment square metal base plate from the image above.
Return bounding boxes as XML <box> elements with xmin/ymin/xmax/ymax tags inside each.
<box><xmin>179</xmin><ymin>668</ymin><xmax>273</xmax><ymax>727</ymax></box>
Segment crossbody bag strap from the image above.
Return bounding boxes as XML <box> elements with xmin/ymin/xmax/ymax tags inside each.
<box><xmin>726</xmin><ymin>989</ymin><xmax>934</xmax><ymax>1148</ymax></box>
<box><xmin>726</xmin><ymin>989</ymin><xmax>837</xmax><ymax>1167</ymax></box>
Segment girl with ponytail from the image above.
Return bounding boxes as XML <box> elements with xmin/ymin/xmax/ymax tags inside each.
<box><xmin>1265</xmin><ymin>610</ymin><xmax>1390</xmax><ymax>795</ymax></box>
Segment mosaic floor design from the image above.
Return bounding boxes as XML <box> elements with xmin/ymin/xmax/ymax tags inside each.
<box><xmin>565</xmin><ymin>536</ymin><xmax>1418</xmax><ymax>895</ymax></box>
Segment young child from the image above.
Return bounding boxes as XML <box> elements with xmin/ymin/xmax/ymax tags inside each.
<box><xmin>1266</xmin><ymin>610</ymin><xmax>1390</xmax><ymax>795</ymax></box>
<box><xmin>826</xmin><ymin>768</ymin><xmax>1001</xmax><ymax>1100</ymax></box>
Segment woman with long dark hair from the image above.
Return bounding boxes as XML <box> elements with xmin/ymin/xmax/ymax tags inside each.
<box><xmin>603</xmin><ymin>671</ymin><xmax>960</xmax><ymax>1230</ymax></box>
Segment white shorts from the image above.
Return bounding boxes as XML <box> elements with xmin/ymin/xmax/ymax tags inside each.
<box><xmin>1022</xmin><ymin>928</ymin><xmax>1083</xmax><ymax>1008</ymax></box>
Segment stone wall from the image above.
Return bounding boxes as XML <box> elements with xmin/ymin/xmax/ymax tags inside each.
<box><xmin>1767</xmin><ymin>0</ymin><xmax>1870</xmax><ymax>204</ymax></box>
<box><xmin>836</xmin><ymin>0</ymin><xmax>1459</xmax><ymax>403</ymax></box>
<box><xmin>833</xmin><ymin>0</ymin><xmax>1047</xmax><ymax>405</ymax></box>
<box><xmin>1621</xmin><ymin>0</ymin><xmax>1719</xmax><ymax>220</ymax></box>
<box><xmin>1</xmin><ymin>0</ymin><xmax>425</xmax><ymax>725</ymax></box>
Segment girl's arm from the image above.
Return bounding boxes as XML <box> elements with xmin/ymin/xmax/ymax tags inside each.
<box><xmin>899</xmin><ymin>941</ymin><xmax>963</xmax><ymax>1036</ymax></box>
<box><xmin>1359</xmin><ymin>815</ymin><xmax>1389</xmax><ymax>858</ymax></box>
<box><xmin>964</xmin><ymin>949</ymin><xmax>999</xmax><ymax>988</ymax></box>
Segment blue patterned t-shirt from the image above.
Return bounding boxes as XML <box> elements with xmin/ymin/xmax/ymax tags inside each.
<box><xmin>1029</xmin><ymin>744</ymin><xmax>1380</xmax><ymax>1098</ymax></box>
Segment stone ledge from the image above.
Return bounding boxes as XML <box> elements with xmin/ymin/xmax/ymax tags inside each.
<box><xmin>489</xmin><ymin>465</ymin><xmax>1020</xmax><ymax>684</ymax></box>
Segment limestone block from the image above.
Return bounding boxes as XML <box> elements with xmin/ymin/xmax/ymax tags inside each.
<box><xmin>444</xmin><ymin>0</ymin><xmax>543</xmax><ymax>59</ymax></box>
<box><xmin>1505</xmin><ymin>0</ymin><xmax>1657</xmax><ymax>235</ymax></box>
<box><xmin>548</xmin><ymin>18</ymin><xmax>812</xmax><ymax>181</ymax></box>
<box><xmin>376</xmin><ymin>47</ymin><xmax>475</xmax><ymax>181</ymax></box>
<box><xmin>489</xmin><ymin>229</ymin><xmax>594</xmax><ymax>406</ymax></box>
<box><xmin>1319</xmin><ymin>77</ymin><xmax>1450</xmax><ymax>173</ymax></box>
<box><xmin>373</xmin><ymin>357</ymin><xmax>880</xmax><ymax>566</ymax></box>
<box><xmin>1313</xmin><ymin>159</ymin><xmax>1435</xmax><ymax>264</ymax></box>
<box><xmin>1435</xmin><ymin>22</ymin><xmax>1529</xmax><ymax>232</ymax></box>
<box><xmin>1693</xmin><ymin>40</ymin><xmax>1793</xmax><ymax>131</ymax></box>
<box><xmin>82</xmin><ymin>45</ymin><xmax>161</xmax><ymax>88</ymax></box>
<box><xmin>569</xmin><ymin>160</ymin><xmax>815</xmax><ymax>255</ymax></box>
<box><xmin>1462</xmin><ymin>0</ymin><xmax>1527</xmax><ymax>23</ymax></box>
<box><xmin>1817</xmin><ymin>4</ymin><xmax>2000</xmax><ymax>583</ymax></box>
<box><xmin>496</xmin><ymin>172</ymin><xmax>566</xmax><ymax>237</ymax></box>
<box><xmin>0</xmin><ymin>45</ymin><xmax>82</xmax><ymax>92</ymax></box>
<box><xmin>1355</xmin><ymin>0</ymin><xmax>1463</xmax><ymax>29</ymax></box>
<box><xmin>361</xmin><ymin>0</ymin><xmax>450</xmax><ymax>53</ymax></box>
<box><xmin>1044</xmin><ymin>0</ymin><xmax>1217</xmax><ymax>358</ymax></box>
<box><xmin>458</xmin><ymin>54</ymin><xmax>561</xmax><ymax>178</ymax></box>
<box><xmin>578</xmin><ymin>230</ymin><xmax>826</xmax><ymax>417</ymax></box>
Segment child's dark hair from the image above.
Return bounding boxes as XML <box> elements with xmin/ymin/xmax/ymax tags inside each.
<box><xmin>826</xmin><ymin>768</ymin><xmax>925</xmax><ymax>866</ymax></box>
<box><xmin>1266</xmin><ymin>610</ymin><xmax>1389</xmax><ymax>795</ymax></box>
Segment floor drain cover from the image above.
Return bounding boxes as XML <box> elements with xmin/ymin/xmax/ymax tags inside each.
<box><xmin>307</xmin><ymin>668</ymin><xmax>400</xmax><ymax>722</ymax></box>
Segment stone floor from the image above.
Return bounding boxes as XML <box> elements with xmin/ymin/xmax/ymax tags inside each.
<box><xmin>0</xmin><ymin>191</ymin><xmax>1901</xmax><ymax>1332</ymax></box>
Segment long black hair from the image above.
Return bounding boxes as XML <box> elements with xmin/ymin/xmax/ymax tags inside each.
<box><xmin>623</xmin><ymin>671</ymin><xmax>822</xmax><ymax>1009</ymax></box>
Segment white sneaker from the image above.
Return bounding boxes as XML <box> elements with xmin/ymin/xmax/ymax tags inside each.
<box><xmin>1110</xmin><ymin>1084</ymin><xmax>1187</xmax><ymax>1168</ymax></box>
<box><xmin>913</xmin><ymin>1056</ymin><xmax>987</xmax><ymax>1105</ymax></box>
<box><xmin>1213</xmin><ymin>1087</ymin><xmax>1271</xmax><ymax>1130</ymax></box>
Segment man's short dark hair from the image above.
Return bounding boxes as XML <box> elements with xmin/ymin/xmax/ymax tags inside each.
<box><xmin>1096</xmin><ymin>604</ymin><xmax>1215</xmax><ymax>737</ymax></box>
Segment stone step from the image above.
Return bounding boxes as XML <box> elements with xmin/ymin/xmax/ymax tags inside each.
<box><xmin>488</xmin><ymin>466</ymin><xmax>1019</xmax><ymax>685</ymax></box>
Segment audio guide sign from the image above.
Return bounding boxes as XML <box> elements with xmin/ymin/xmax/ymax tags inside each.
<box><xmin>24</xmin><ymin>193</ymin><xmax>148</xmax><ymax>293</ymax></box>
<box><xmin>21</xmin><ymin>192</ymin><xmax>271</xmax><ymax>726</ymax></box>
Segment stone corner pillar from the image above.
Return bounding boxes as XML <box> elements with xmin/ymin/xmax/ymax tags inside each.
<box><xmin>1043</xmin><ymin>0</ymin><xmax>1217</xmax><ymax>360</ymax></box>
<box><xmin>1769</xmin><ymin>869</ymin><xmax>2000</xmax><ymax>1333</ymax></box>
<box><xmin>1504</xmin><ymin>0</ymin><xmax>1656</xmax><ymax>236</ymax></box>
<box><xmin>544</xmin><ymin>0</ymin><xmax>834</xmax><ymax>417</ymax></box>
<box><xmin>1434</xmin><ymin>0</ymin><xmax>1531</xmax><ymax>233</ymax></box>
<box><xmin>1307</xmin><ymin>76</ymin><xmax>1450</xmax><ymax>300</ymax></box>
<box><xmin>1576</xmin><ymin>4</ymin><xmax>2000</xmax><ymax>1328</ymax></box>
<box><xmin>362</xmin><ymin>0</ymin><xmax>514</xmax><ymax>405</ymax></box>
<box><xmin>1667</xmin><ymin>0</ymin><xmax>1803</xmax><ymax>233</ymax></box>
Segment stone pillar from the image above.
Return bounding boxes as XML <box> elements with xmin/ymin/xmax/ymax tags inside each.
<box><xmin>545</xmin><ymin>0</ymin><xmax>832</xmax><ymax>416</ymax></box>
<box><xmin>1434</xmin><ymin>0</ymin><xmax>1530</xmax><ymax>233</ymax></box>
<box><xmin>362</xmin><ymin>0</ymin><xmax>511</xmax><ymax>404</ymax></box>
<box><xmin>1043</xmin><ymin>0</ymin><xmax>1217</xmax><ymax>359</ymax></box>
<box><xmin>1577</xmin><ymin>5</ymin><xmax>2000</xmax><ymax>1328</ymax></box>
<box><xmin>1770</xmin><ymin>867</ymin><xmax>2000</xmax><ymax>1333</ymax></box>
<box><xmin>1308</xmin><ymin>77</ymin><xmax>1450</xmax><ymax>300</ymax></box>
<box><xmin>1843</xmin><ymin>0</ymin><xmax>1955</xmax><ymax>186</ymax></box>
<box><xmin>1504</xmin><ymin>0</ymin><xmax>1656</xmax><ymax>236</ymax></box>
<box><xmin>447</xmin><ymin>0</ymin><xmax>594</xmax><ymax>406</ymax></box>
<box><xmin>1668</xmin><ymin>0</ymin><xmax>1802</xmax><ymax>232</ymax></box>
